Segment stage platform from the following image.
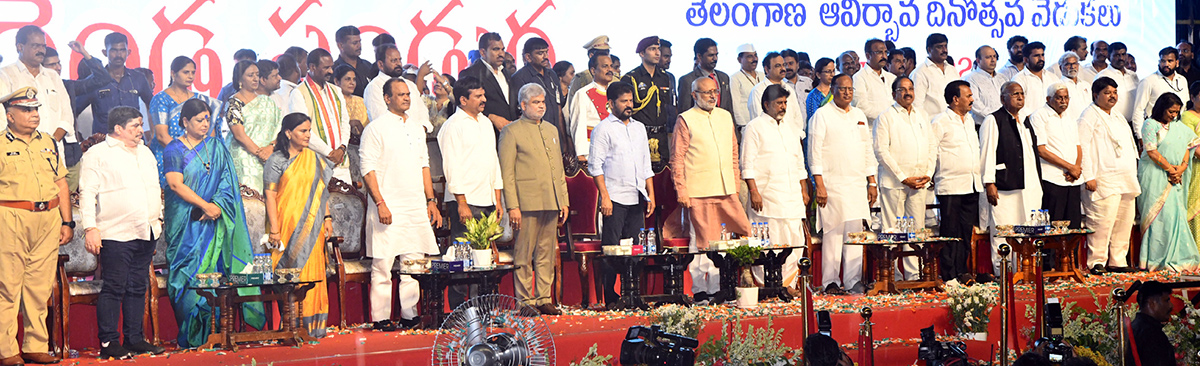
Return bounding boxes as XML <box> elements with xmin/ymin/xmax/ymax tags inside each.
<box><xmin>55</xmin><ymin>269</ymin><xmax>1200</xmax><ymax>366</ymax></box>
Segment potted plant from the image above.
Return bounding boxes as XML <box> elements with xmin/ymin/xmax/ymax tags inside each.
<box><xmin>456</xmin><ymin>210</ymin><xmax>504</xmax><ymax>269</ymax></box>
<box><xmin>945</xmin><ymin>281</ymin><xmax>996</xmax><ymax>340</ymax></box>
<box><xmin>727</xmin><ymin>245</ymin><xmax>761</xmax><ymax>309</ymax></box>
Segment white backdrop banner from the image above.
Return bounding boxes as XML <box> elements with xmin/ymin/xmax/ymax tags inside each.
<box><xmin>0</xmin><ymin>0</ymin><xmax>1174</xmax><ymax>97</ymax></box>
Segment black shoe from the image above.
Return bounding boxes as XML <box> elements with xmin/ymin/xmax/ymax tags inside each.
<box><xmin>99</xmin><ymin>343</ymin><xmax>133</xmax><ymax>360</ymax></box>
<box><xmin>975</xmin><ymin>273</ymin><xmax>994</xmax><ymax>283</ymax></box>
<box><xmin>693</xmin><ymin>292</ymin><xmax>710</xmax><ymax>305</ymax></box>
<box><xmin>955</xmin><ymin>273</ymin><xmax>976</xmax><ymax>286</ymax></box>
<box><xmin>823</xmin><ymin>283</ymin><xmax>845</xmax><ymax>295</ymax></box>
<box><xmin>124</xmin><ymin>339</ymin><xmax>165</xmax><ymax>355</ymax></box>
<box><xmin>397</xmin><ymin>317</ymin><xmax>422</xmax><ymax>329</ymax></box>
<box><xmin>536</xmin><ymin>304</ymin><xmax>562</xmax><ymax>316</ymax></box>
<box><xmin>1089</xmin><ymin>264</ymin><xmax>1107</xmax><ymax>275</ymax></box>
<box><xmin>372</xmin><ymin>320</ymin><xmax>397</xmax><ymax>332</ymax></box>
<box><xmin>1106</xmin><ymin>266</ymin><xmax>1134</xmax><ymax>273</ymax></box>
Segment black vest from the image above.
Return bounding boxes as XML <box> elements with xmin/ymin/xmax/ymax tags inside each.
<box><xmin>990</xmin><ymin>109</ymin><xmax>1041</xmax><ymax>191</ymax></box>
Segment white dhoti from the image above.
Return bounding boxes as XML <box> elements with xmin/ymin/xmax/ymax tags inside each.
<box><xmin>880</xmin><ymin>187</ymin><xmax>927</xmax><ymax>280</ymax></box>
<box><xmin>1083</xmin><ymin>191</ymin><xmax>1136</xmax><ymax>267</ymax></box>
<box><xmin>982</xmin><ymin>186</ymin><xmax>1043</xmax><ymax>275</ymax></box>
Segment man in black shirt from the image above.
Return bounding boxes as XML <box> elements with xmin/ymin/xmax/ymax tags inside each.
<box><xmin>509</xmin><ymin>37</ymin><xmax>562</xmax><ymax>127</ymax></box>
<box><xmin>1126</xmin><ymin>280</ymin><xmax>1177</xmax><ymax>366</ymax></box>
<box><xmin>620</xmin><ymin>36</ymin><xmax>675</xmax><ymax>172</ymax></box>
<box><xmin>333</xmin><ymin>25</ymin><xmax>376</xmax><ymax>97</ymax></box>
<box><xmin>1177</xmin><ymin>41</ymin><xmax>1200</xmax><ymax>88</ymax></box>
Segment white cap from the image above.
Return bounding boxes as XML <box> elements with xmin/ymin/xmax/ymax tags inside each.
<box><xmin>736</xmin><ymin>44</ymin><xmax>756</xmax><ymax>55</ymax></box>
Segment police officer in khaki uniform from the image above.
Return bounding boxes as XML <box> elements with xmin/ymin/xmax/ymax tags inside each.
<box><xmin>0</xmin><ymin>87</ymin><xmax>72</xmax><ymax>366</ymax></box>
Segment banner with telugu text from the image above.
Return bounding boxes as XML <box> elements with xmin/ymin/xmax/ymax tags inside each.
<box><xmin>0</xmin><ymin>0</ymin><xmax>1173</xmax><ymax>98</ymax></box>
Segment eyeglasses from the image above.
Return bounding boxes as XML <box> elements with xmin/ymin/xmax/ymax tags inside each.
<box><xmin>695</xmin><ymin>89</ymin><xmax>719</xmax><ymax>96</ymax></box>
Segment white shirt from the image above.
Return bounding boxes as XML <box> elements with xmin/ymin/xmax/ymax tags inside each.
<box><xmin>730</xmin><ymin>69</ymin><xmax>764</xmax><ymax>126</ymax></box>
<box><xmin>1078</xmin><ymin>62</ymin><xmax>1106</xmax><ymax>85</ymax></box>
<box><xmin>873</xmin><ymin>104</ymin><xmax>935</xmax><ymax>190</ymax></box>
<box><xmin>911</xmin><ymin>58</ymin><xmax>960</xmax><ymax>119</ymax></box>
<box><xmin>1078</xmin><ymin>104</ymin><xmax>1140</xmax><ymax>199</ymax></box>
<box><xmin>364</xmin><ymin>74</ymin><xmax>432</xmax><ymax>133</ymax></box>
<box><xmin>980</xmin><ymin>110</ymin><xmax>1037</xmax><ymax>185</ymax></box>
<box><xmin>360</xmin><ymin>111</ymin><xmax>440</xmax><ymax>257</ymax></box>
<box><xmin>570</xmin><ymin>82</ymin><xmax>606</xmax><ymax>156</ymax></box>
<box><xmin>999</xmin><ymin>60</ymin><xmax>1023</xmax><ymax>81</ymax></box>
<box><xmin>1059</xmin><ymin>76</ymin><xmax>1091</xmax><ymax>122</ymax></box>
<box><xmin>931</xmin><ymin>110</ymin><xmax>983</xmax><ymax>195</ymax></box>
<box><xmin>963</xmin><ymin>67</ymin><xmax>1008</xmax><ymax>126</ymax></box>
<box><xmin>1130</xmin><ymin>71</ymin><xmax>1190</xmax><ymax>136</ymax></box>
<box><xmin>808</xmin><ymin>103</ymin><xmax>876</xmax><ymax>225</ymax></box>
<box><xmin>587</xmin><ymin>115</ymin><xmax>653</xmax><ymax>206</ymax></box>
<box><xmin>1042</xmin><ymin>62</ymin><xmax>1063</xmax><ymax>80</ymax></box>
<box><xmin>1093</xmin><ymin>67</ymin><xmax>1138</xmax><ymax>123</ymax></box>
<box><xmin>78</xmin><ymin>136</ymin><xmax>162</xmax><ymax>241</ymax></box>
<box><xmin>748</xmin><ymin>79</ymin><xmax>806</xmax><ymax>138</ymax></box>
<box><xmin>742</xmin><ymin>114</ymin><xmax>808</xmax><ymax>219</ymax></box>
<box><xmin>852</xmin><ymin>67</ymin><xmax>897</xmax><ymax>122</ymax></box>
<box><xmin>1028</xmin><ymin>104</ymin><xmax>1082</xmax><ymax>186</ymax></box>
<box><xmin>483</xmin><ymin>61</ymin><xmax>510</xmax><ymax>102</ymax></box>
<box><xmin>272</xmin><ymin>79</ymin><xmax>297</xmax><ymax>115</ymax></box>
<box><xmin>1011</xmin><ymin>68</ymin><xmax>1053</xmax><ymax>120</ymax></box>
<box><xmin>0</xmin><ymin>62</ymin><xmax>76</xmax><ymax>143</ymax></box>
<box><xmin>437</xmin><ymin>108</ymin><xmax>503</xmax><ymax>205</ymax></box>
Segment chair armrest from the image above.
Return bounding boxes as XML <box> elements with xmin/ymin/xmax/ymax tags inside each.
<box><xmin>58</xmin><ymin>254</ymin><xmax>69</xmax><ymax>264</ymax></box>
<box><xmin>327</xmin><ymin>236</ymin><xmax>347</xmax><ymax>267</ymax></box>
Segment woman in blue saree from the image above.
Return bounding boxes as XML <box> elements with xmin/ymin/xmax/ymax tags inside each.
<box><xmin>150</xmin><ymin>56</ymin><xmax>221</xmax><ymax>187</ymax></box>
<box><xmin>1138</xmin><ymin>93</ymin><xmax>1200</xmax><ymax>272</ymax></box>
<box><xmin>163</xmin><ymin>98</ymin><xmax>264</xmax><ymax>348</ymax></box>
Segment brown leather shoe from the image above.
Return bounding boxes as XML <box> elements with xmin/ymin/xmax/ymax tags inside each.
<box><xmin>0</xmin><ymin>355</ymin><xmax>23</xmax><ymax>366</ymax></box>
<box><xmin>536</xmin><ymin>304</ymin><xmax>562</xmax><ymax>316</ymax></box>
<box><xmin>21</xmin><ymin>353</ymin><xmax>59</xmax><ymax>364</ymax></box>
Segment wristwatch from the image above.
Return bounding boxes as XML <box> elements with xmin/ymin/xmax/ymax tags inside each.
<box><xmin>62</xmin><ymin>220</ymin><xmax>76</xmax><ymax>229</ymax></box>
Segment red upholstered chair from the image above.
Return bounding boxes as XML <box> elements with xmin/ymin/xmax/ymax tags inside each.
<box><xmin>557</xmin><ymin>171</ymin><xmax>604</xmax><ymax>308</ymax></box>
<box><xmin>648</xmin><ymin>167</ymin><xmax>690</xmax><ymax>251</ymax></box>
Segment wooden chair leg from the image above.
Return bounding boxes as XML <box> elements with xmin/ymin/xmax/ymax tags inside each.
<box><xmin>577</xmin><ymin>254</ymin><xmax>591</xmax><ymax>309</ymax></box>
<box><xmin>553</xmin><ymin>254</ymin><xmax>562</xmax><ymax>306</ymax></box>
<box><xmin>336</xmin><ymin>269</ymin><xmax>348</xmax><ymax>329</ymax></box>
<box><xmin>592</xmin><ymin>255</ymin><xmax>605</xmax><ymax>308</ymax></box>
<box><xmin>361</xmin><ymin>280</ymin><xmax>371</xmax><ymax>325</ymax></box>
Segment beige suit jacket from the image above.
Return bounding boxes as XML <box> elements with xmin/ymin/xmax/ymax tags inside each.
<box><xmin>498</xmin><ymin>117</ymin><xmax>569</xmax><ymax>212</ymax></box>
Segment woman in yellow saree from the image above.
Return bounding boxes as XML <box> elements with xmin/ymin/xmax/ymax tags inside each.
<box><xmin>1184</xmin><ymin>83</ymin><xmax>1200</xmax><ymax>250</ymax></box>
<box><xmin>264</xmin><ymin>113</ymin><xmax>333</xmax><ymax>338</ymax></box>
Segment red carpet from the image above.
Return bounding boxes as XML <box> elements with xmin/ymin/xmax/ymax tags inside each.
<box><xmin>55</xmin><ymin>270</ymin><xmax>1198</xmax><ymax>366</ymax></box>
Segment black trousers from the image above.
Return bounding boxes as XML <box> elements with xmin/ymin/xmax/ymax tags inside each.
<box><xmin>1041</xmin><ymin>180</ymin><xmax>1083</xmax><ymax>228</ymax></box>
<box><xmin>97</xmin><ymin>238</ymin><xmax>155</xmax><ymax>344</ymax></box>
<box><xmin>444</xmin><ymin>204</ymin><xmax>495</xmax><ymax>309</ymax></box>
<box><xmin>938</xmin><ymin>193</ymin><xmax>979</xmax><ymax>280</ymax></box>
<box><xmin>598</xmin><ymin>199</ymin><xmax>645</xmax><ymax>304</ymax></box>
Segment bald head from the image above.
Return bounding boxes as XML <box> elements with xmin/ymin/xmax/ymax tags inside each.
<box><xmin>692</xmin><ymin>77</ymin><xmax>718</xmax><ymax>111</ymax></box>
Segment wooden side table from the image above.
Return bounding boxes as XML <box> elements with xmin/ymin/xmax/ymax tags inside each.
<box><xmin>600</xmin><ymin>252</ymin><xmax>697</xmax><ymax>310</ymax></box>
<box><xmin>190</xmin><ymin>281</ymin><xmax>318</xmax><ymax>352</ymax></box>
<box><xmin>704</xmin><ymin>245</ymin><xmax>806</xmax><ymax>303</ymax></box>
<box><xmin>997</xmin><ymin>229</ymin><xmax>1091</xmax><ymax>284</ymax></box>
<box><xmin>844</xmin><ymin>237</ymin><xmax>957</xmax><ymax>295</ymax></box>
<box><xmin>395</xmin><ymin>265</ymin><xmax>516</xmax><ymax>328</ymax></box>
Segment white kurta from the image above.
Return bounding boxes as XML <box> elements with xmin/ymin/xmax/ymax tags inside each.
<box><xmin>570</xmin><ymin>82</ymin><xmax>606</xmax><ymax>156</ymax></box>
<box><xmin>360</xmin><ymin>111</ymin><xmax>439</xmax><ymax>259</ymax></box>
<box><xmin>741</xmin><ymin>114</ymin><xmax>808</xmax><ymax>219</ymax></box>
<box><xmin>852</xmin><ymin>67</ymin><xmax>897</xmax><ymax>122</ymax></box>
<box><xmin>809</xmin><ymin>104</ymin><xmax>876</xmax><ymax>227</ymax></box>
<box><xmin>730</xmin><ymin>69</ymin><xmax>765</xmax><ymax>127</ymax></box>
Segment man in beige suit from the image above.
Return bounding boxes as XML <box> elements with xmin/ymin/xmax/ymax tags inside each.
<box><xmin>499</xmin><ymin>83</ymin><xmax>570</xmax><ymax>315</ymax></box>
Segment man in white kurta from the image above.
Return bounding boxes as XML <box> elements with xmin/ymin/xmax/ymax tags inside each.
<box><xmin>360</xmin><ymin>79</ymin><xmax>441</xmax><ymax>330</ymax></box>
<box><xmin>1010</xmin><ymin>42</ymin><xmax>1052</xmax><ymax>120</ymax></box>
<box><xmin>730</xmin><ymin>44</ymin><xmax>764</xmax><ymax>130</ymax></box>
<box><xmin>911</xmin><ymin>33</ymin><xmax>959</xmax><ymax>119</ymax></box>
<box><xmin>873</xmin><ymin>76</ymin><xmax>935</xmax><ymax>281</ymax></box>
<box><xmin>289</xmin><ymin>50</ymin><xmax>352</xmax><ymax>182</ymax></box>
<box><xmin>1030</xmin><ymin>83</ymin><xmax>1085</xmax><ymax>230</ymax></box>
<box><xmin>964</xmin><ymin>46</ymin><xmax>1008</xmax><ymax>127</ymax></box>
<box><xmin>809</xmin><ymin>74</ymin><xmax>878</xmax><ymax>294</ymax></box>
<box><xmin>1057</xmin><ymin>52</ymin><xmax>1091</xmax><ymax>122</ymax></box>
<box><xmin>1079</xmin><ymin>78</ymin><xmax>1141</xmax><ymax>272</ymax></box>
<box><xmin>853</xmin><ymin>39</ymin><xmax>898</xmax><ymax>123</ymax></box>
<box><xmin>742</xmin><ymin>84</ymin><xmax>809</xmax><ymax>288</ymax></box>
<box><xmin>1094</xmin><ymin>43</ymin><xmax>1138</xmax><ymax>123</ymax></box>
<box><xmin>979</xmin><ymin>82</ymin><xmax>1043</xmax><ymax>275</ymax></box>
<box><xmin>1129</xmin><ymin>48</ymin><xmax>1190</xmax><ymax>137</ymax></box>
<box><xmin>748</xmin><ymin>53</ymin><xmax>806</xmax><ymax>137</ymax></box>
<box><xmin>365</xmin><ymin>44</ymin><xmax>432</xmax><ymax>133</ymax></box>
<box><xmin>570</xmin><ymin>54</ymin><xmax>615</xmax><ymax>161</ymax></box>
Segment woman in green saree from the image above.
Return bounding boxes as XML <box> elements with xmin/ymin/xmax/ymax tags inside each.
<box><xmin>1138</xmin><ymin>93</ymin><xmax>1200</xmax><ymax>272</ymax></box>
<box><xmin>226</xmin><ymin>59</ymin><xmax>282</xmax><ymax>195</ymax></box>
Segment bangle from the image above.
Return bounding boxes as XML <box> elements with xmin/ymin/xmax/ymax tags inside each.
<box><xmin>375</xmin><ymin>200</ymin><xmax>386</xmax><ymax>206</ymax></box>
<box><xmin>324</xmin><ymin>215</ymin><xmax>333</xmax><ymax>221</ymax></box>
<box><xmin>867</xmin><ymin>182</ymin><xmax>878</xmax><ymax>187</ymax></box>
<box><xmin>270</xmin><ymin>231</ymin><xmax>279</xmax><ymax>235</ymax></box>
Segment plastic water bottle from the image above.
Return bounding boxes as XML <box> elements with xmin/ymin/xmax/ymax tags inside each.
<box><xmin>1029</xmin><ymin>210</ymin><xmax>1039</xmax><ymax>225</ymax></box>
<box><xmin>646</xmin><ymin>229</ymin><xmax>657</xmax><ymax>254</ymax></box>
<box><xmin>762</xmin><ymin>222</ymin><xmax>771</xmax><ymax>246</ymax></box>
<box><xmin>637</xmin><ymin>228</ymin><xmax>646</xmax><ymax>246</ymax></box>
<box><xmin>906</xmin><ymin>216</ymin><xmax>917</xmax><ymax>241</ymax></box>
<box><xmin>720</xmin><ymin>223</ymin><xmax>729</xmax><ymax>240</ymax></box>
<box><xmin>1041</xmin><ymin>210</ymin><xmax>1051</xmax><ymax>227</ymax></box>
